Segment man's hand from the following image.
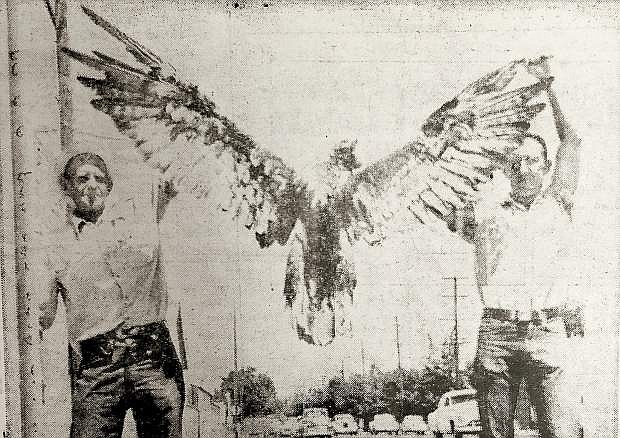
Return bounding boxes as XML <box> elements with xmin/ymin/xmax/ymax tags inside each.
<box><xmin>526</xmin><ymin>55</ymin><xmax>552</xmax><ymax>80</ymax></box>
<box><xmin>39</xmin><ymin>301</ymin><xmax>56</xmax><ymax>330</ymax></box>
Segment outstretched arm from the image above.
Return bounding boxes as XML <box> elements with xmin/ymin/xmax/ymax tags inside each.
<box><xmin>547</xmin><ymin>85</ymin><xmax>582</xmax><ymax>213</ymax></box>
<box><xmin>527</xmin><ymin>56</ymin><xmax>582</xmax><ymax>214</ymax></box>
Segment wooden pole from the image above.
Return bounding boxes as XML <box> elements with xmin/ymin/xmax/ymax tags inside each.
<box><xmin>44</xmin><ymin>0</ymin><xmax>75</xmax><ymax>154</ymax></box>
<box><xmin>5</xmin><ymin>0</ymin><xmax>44</xmax><ymax>436</ymax></box>
<box><xmin>1</xmin><ymin>42</ymin><xmax>22</xmax><ymax>437</ymax></box>
<box><xmin>55</xmin><ymin>0</ymin><xmax>74</xmax><ymax>154</ymax></box>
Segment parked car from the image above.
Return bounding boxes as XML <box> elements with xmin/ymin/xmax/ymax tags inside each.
<box><xmin>244</xmin><ymin>417</ymin><xmax>271</xmax><ymax>437</ymax></box>
<box><xmin>278</xmin><ymin>416</ymin><xmax>301</xmax><ymax>437</ymax></box>
<box><xmin>265</xmin><ymin>414</ymin><xmax>285</xmax><ymax>437</ymax></box>
<box><xmin>332</xmin><ymin>413</ymin><xmax>358</xmax><ymax>435</ymax></box>
<box><xmin>246</xmin><ymin>415</ymin><xmax>282</xmax><ymax>437</ymax></box>
<box><xmin>427</xmin><ymin>388</ymin><xmax>481</xmax><ymax>437</ymax></box>
<box><xmin>300</xmin><ymin>408</ymin><xmax>334</xmax><ymax>437</ymax></box>
<box><xmin>369</xmin><ymin>413</ymin><xmax>399</xmax><ymax>435</ymax></box>
<box><xmin>400</xmin><ymin>414</ymin><xmax>429</xmax><ymax>435</ymax></box>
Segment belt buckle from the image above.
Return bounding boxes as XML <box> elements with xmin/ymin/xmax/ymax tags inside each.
<box><xmin>113</xmin><ymin>324</ymin><xmax>129</xmax><ymax>340</ymax></box>
<box><xmin>111</xmin><ymin>344</ymin><xmax>127</xmax><ymax>363</ymax></box>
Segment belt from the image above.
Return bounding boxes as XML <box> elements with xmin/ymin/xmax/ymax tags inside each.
<box><xmin>482</xmin><ymin>306</ymin><xmax>563</xmax><ymax>323</ymax></box>
<box><xmin>79</xmin><ymin>321</ymin><xmax>174</xmax><ymax>372</ymax></box>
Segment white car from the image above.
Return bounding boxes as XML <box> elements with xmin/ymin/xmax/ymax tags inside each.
<box><xmin>400</xmin><ymin>414</ymin><xmax>429</xmax><ymax>435</ymax></box>
<box><xmin>427</xmin><ymin>388</ymin><xmax>481</xmax><ymax>437</ymax></box>
<box><xmin>369</xmin><ymin>413</ymin><xmax>399</xmax><ymax>435</ymax></box>
<box><xmin>300</xmin><ymin>408</ymin><xmax>333</xmax><ymax>437</ymax></box>
<box><xmin>332</xmin><ymin>413</ymin><xmax>358</xmax><ymax>435</ymax></box>
<box><xmin>278</xmin><ymin>416</ymin><xmax>301</xmax><ymax>437</ymax></box>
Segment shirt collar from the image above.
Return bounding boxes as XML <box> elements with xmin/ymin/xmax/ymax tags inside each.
<box><xmin>69</xmin><ymin>213</ymin><xmax>96</xmax><ymax>235</ymax></box>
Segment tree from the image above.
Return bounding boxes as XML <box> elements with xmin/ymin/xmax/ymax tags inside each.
<box><xmin>414</xmin><ymin>362</ymin><xmax>458</xmax><ymax>416</ymax></box>
<box><xmin>277</xmin><ymin>354</ymin><xmax>475</xmax><ymax>429</ymax></box>
<box><xmin>220</xmin><ymin>367</ymin><xmax>278</xmax><ymax>418</ymax></box>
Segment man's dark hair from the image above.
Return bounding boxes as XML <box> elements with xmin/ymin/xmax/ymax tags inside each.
<box><xmin>62</xmin><ymin>153</ymin><xmax>113</xmax><ymax>192</ymax></box>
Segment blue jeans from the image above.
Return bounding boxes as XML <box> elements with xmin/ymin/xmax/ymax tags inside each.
<box><xmin>69</xmin><ymin>337</ymin><xmax>184</xmax><ymax>438</ymax></box>
<box><xmin>472</xmin><ymin>315</ymin><xmax>582</xmax><ymax>438</ymax></box>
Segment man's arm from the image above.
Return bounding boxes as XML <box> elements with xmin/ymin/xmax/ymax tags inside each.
<box><xmin>546</xmin><ymin>85</ymin><xmax>582</xmax><ymax>214</ymax></box>
<box><xmin>527</xmin><ymin>56</ymin><xmax>582</xmax><ymax>214</ymax></box>
<box><xmin>39</xmin><ymin>279</ymin><xmax>61</xmax><ymax>330</ymax></box>
<box><xmin>155</xmin><ymin>179</ymin><xmax>178</xmax><ymax>224</ymax></box>
<box><xmin>34</xmin><ymin>221</ymin><xmax>64</xmax><ymax>331</ymax></box>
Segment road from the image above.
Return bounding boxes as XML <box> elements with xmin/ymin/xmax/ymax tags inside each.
<box><xmin>230</xmin><ymin>426</ymin><xmax>542</xmax><ymax>437</ymax></box>
<box><xmin>346</xmin><ymin>432</ymin><xmax>538</xmax><ymax>437</ymax></box>
<box><xmin>228</xmin><ymin>431</ymin><xmax>540</xmax><ymax>438</ymax></box>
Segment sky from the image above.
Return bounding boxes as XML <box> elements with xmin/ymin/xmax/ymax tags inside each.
<box><xmin>0</xmin><ymin>0</ymin><xmax>618</xmax><ymax>435</ymax></box>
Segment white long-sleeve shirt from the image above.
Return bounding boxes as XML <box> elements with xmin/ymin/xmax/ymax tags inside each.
<box><xmin>38</xmin><ymin>190</ymin><xmax>169</xmax><ymax>351</ymax></box>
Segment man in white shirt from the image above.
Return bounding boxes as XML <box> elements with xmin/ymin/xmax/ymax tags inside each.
<box><xmin>39</xmin><ymin>152</ymin><xmax>183</xmax><ymax>438</ymax></box>
<box><xmin>464</xmin><ymin>57</ymin><xmax>583</xmax><ymax>438</ymax></box>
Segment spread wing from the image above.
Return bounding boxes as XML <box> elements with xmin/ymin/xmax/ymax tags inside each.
<box><xmin>65</xmin><ymin>6</ymin><xmax>306</xmax><ymax>248</ymax></box>
<box><xmin>342</xmin><ymin>59</ymin><xmax>550</xmax><ymax>242</ymax></box>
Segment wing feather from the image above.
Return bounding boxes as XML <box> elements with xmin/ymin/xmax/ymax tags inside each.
<box><xmin>427</xmin><ymin>180</ymin><xmax>466</xmax><ymax>209</ymax></box>
<box><xmin>81</xmin><ymin>6</ymin><xmax>165</xmax><ymax>69</ymax></box>
<box><xmin>419</xmin><ymin>189</ymin><xmax>451</xmax><ymax>216</ymax></box>
<box><xmin>66</xmin><ymin>7</ymin><xmax>306</xmax><ymax>249</ymax></box>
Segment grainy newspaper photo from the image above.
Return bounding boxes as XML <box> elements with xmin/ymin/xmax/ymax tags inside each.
<box><xmin>0</xmin><ymin>1</ymin><xmax>617</xmax><ymax>437</ymax></box>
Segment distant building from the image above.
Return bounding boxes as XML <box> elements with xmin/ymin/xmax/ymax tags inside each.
<box><xmin>184</xmin><ymin>382</ymin><xmax>227</xmax><ymax>438</ymax></box>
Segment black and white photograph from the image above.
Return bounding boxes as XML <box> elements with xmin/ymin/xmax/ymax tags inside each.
<box><xmin>0</xmin><ymin>1</ymin><xmax>617</xmax><ymax>437</ymax></box>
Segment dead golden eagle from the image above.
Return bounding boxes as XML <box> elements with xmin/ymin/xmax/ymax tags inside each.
<box><xmin>66</xmin><ymin>6</ymin><xmax>549</xmax><ymax>345</ymax></box>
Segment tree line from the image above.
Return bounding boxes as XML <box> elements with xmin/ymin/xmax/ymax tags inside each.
<box><xmin>216</xmin><ymin>355</ymin><xmax>473</xmax><ymax>425</ymax></box>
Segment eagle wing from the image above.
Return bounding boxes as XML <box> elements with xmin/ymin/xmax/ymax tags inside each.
<box><xmin>65</xmin><ymin>6</ymin><xmax>306</xmax><ymax>247</ymax></box>
<box><xmin>343</xmin><ymin>59</ymin><xmax>550</xmax><ymax>242</ymax></box>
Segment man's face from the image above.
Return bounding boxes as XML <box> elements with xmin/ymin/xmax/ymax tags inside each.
<box><xmin>67</xmin><ymin>164</ymin><xmax>110</xmax><ymax>215</ymax></box>
<box><xmin>505</xmin><ymin>138</ymin><xmax>549</xmax><ymax>202</ymax></box>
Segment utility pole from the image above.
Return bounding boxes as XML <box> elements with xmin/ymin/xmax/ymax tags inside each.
<box><xmin>360</xmin><ymin>341</ymin><xmax>365</xmax><ymax>375</ymax></box>
<box><xmin>233</xmin><ymin>308</ymin><xmax>239</xmax><ymax>377</ymax></box>
<box><xmin>395</xmin><ymin>316</ymin><xmax>401</xmax><ymax>370</ymax></box>
<box><xmin>233</xmin><ymin>306</ymin><xmax>240</xmax><ymax>437</ymax></box>
<box><xmin>395</xmin><ymin>316</ymin><xmax>405</xmax><ymax>420</ymax></box>
<box><xmin>5</xmin><ymin>1</ymin><xmax>45</xmax><ymax>436</ymax></box>
<box><xmin>452</xmin><ymin>277</ymin><xmax>459</xmax><ymax>383</ymax></box>
<box><xmin>442</xmin><ymin>276</ymin><xmax>468</xmax><ymax>385</ymax></box>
